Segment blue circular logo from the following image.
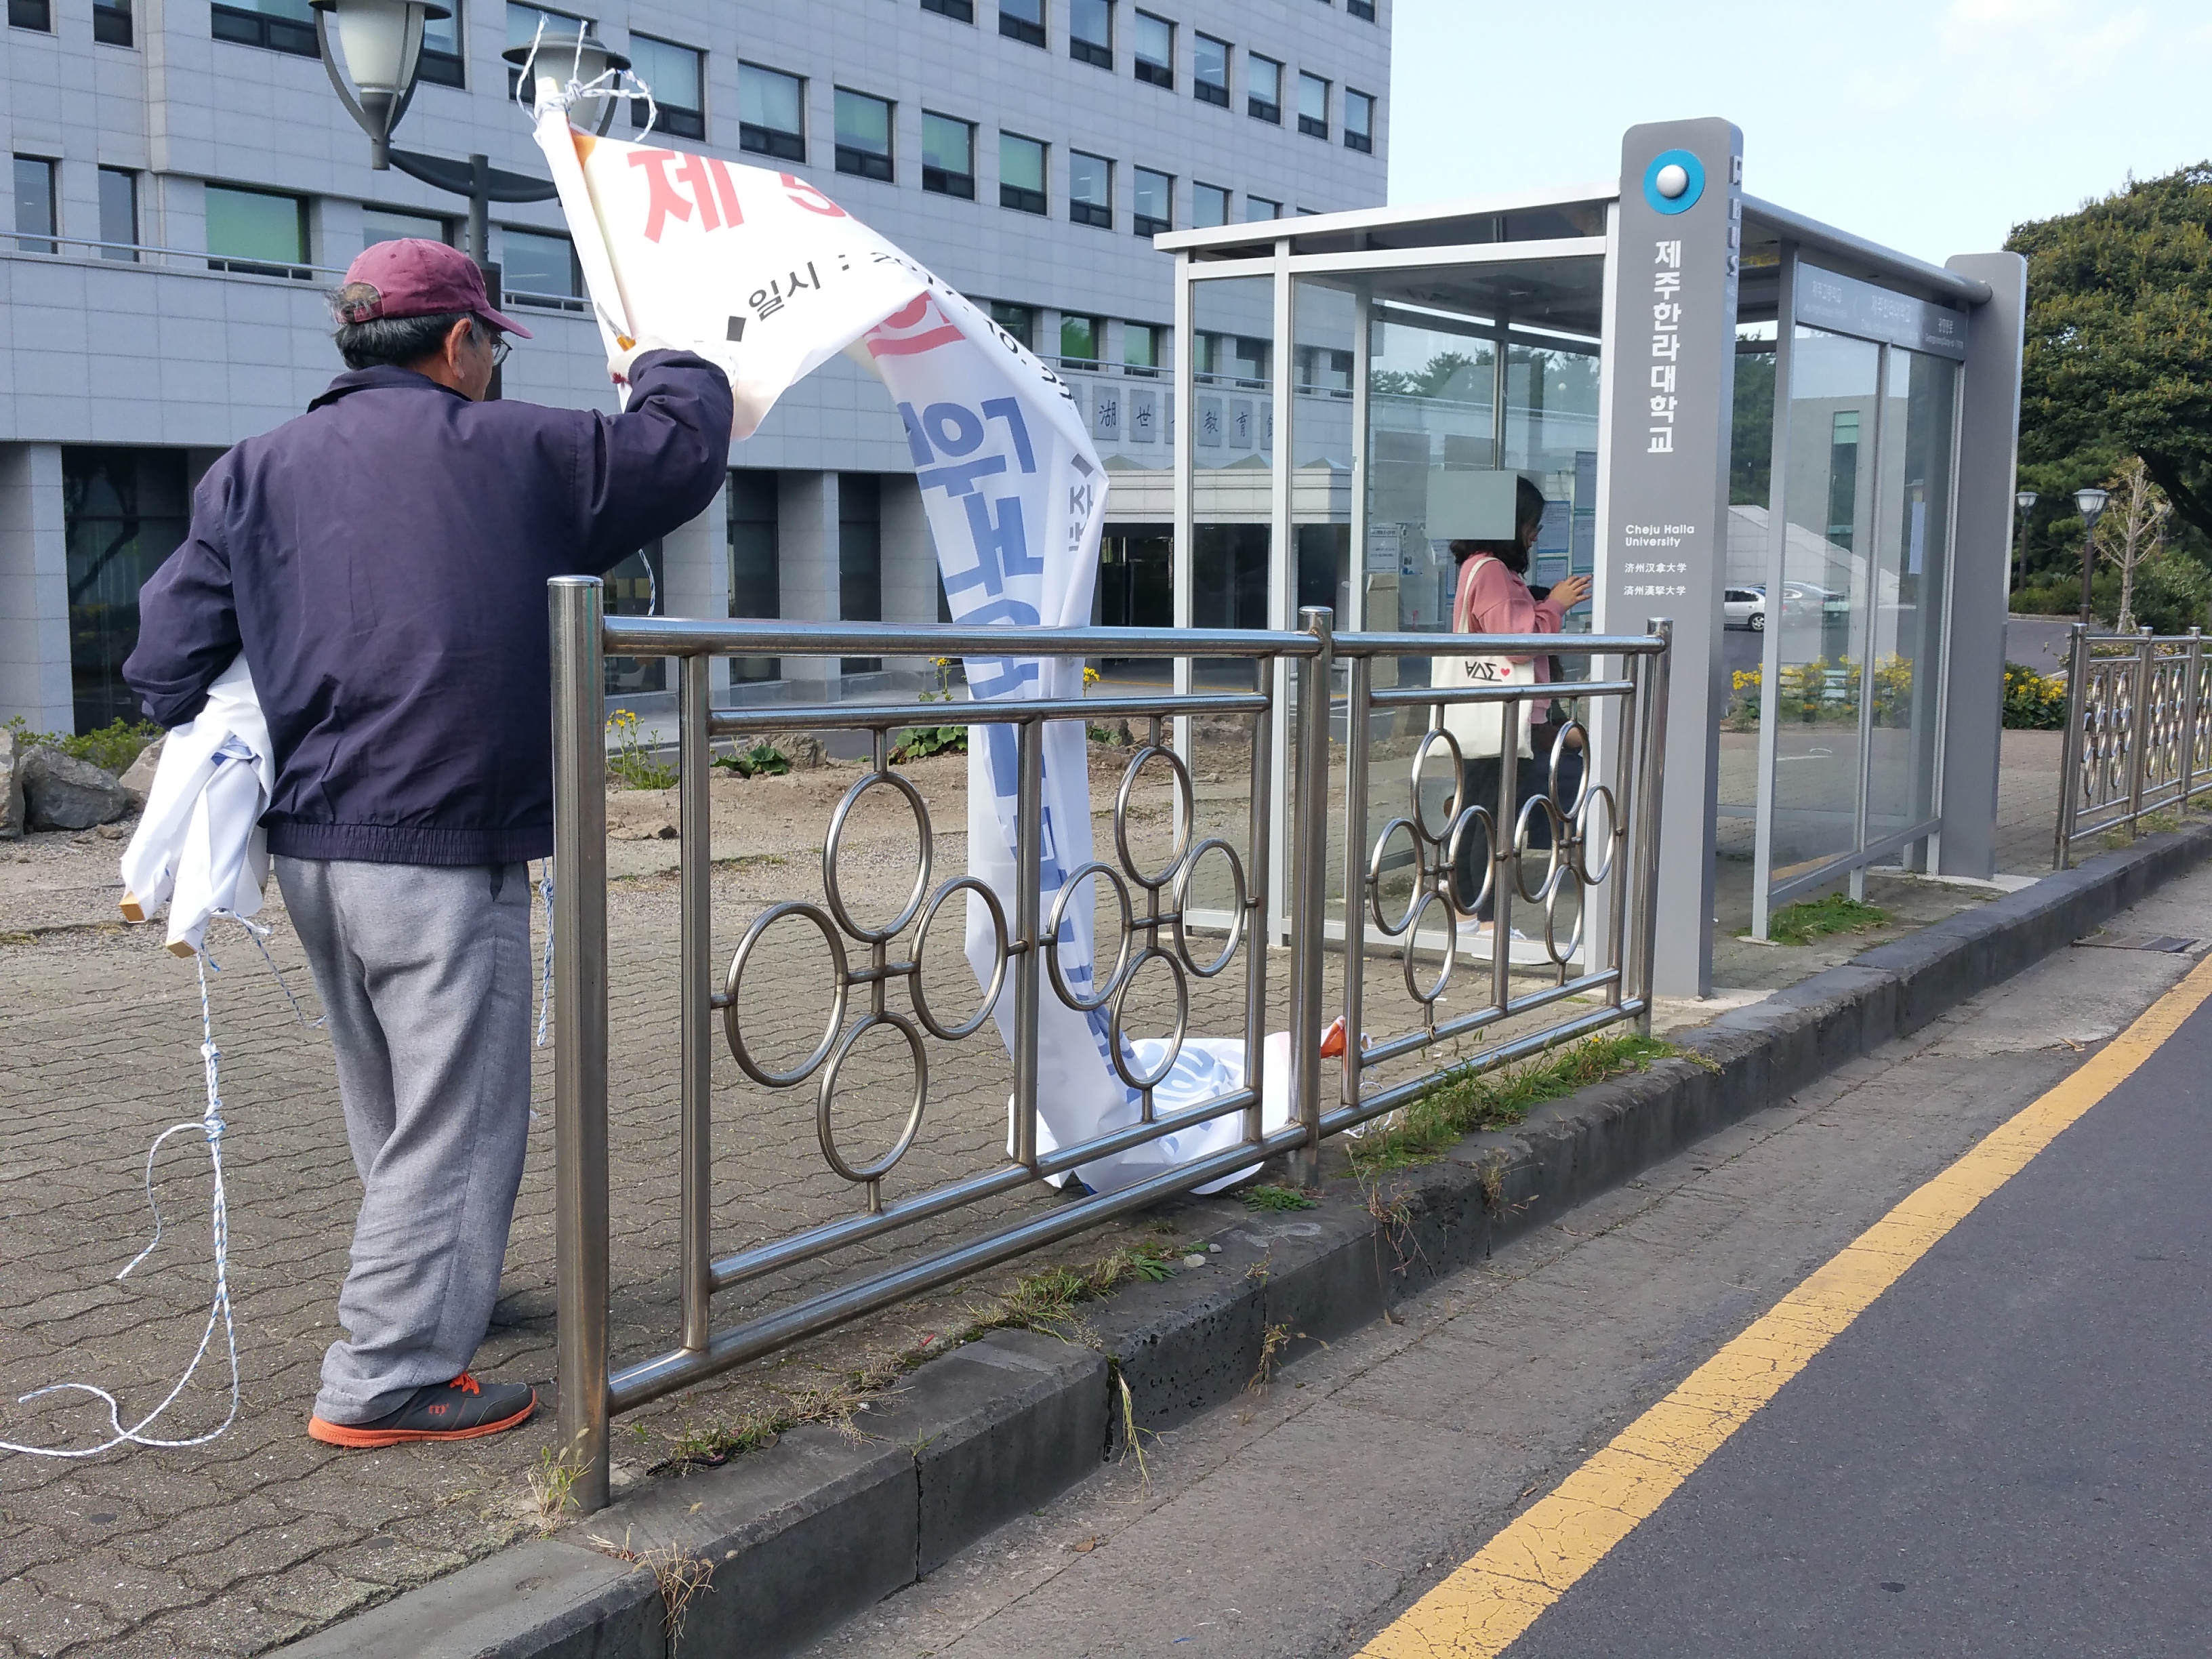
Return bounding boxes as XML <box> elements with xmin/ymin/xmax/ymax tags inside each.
<box><xmin>1643</xmin><ymin>149</ymin><xmax>1706</xmax><ymax>216</ymax></box>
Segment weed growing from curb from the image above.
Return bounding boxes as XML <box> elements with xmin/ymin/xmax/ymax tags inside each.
<box><xmin>526</xmin><ymin>1444</ymin><xmax>585</xmax><ymax>1534</ymax></box>
<box><xmin>1240</xmin><ymin>1184</ymin><xmax>1318</xmax><ymax>1212</ymax></box>
<box><xmin>1759</xmin><ymin>893</ymin><xmax>1889</xmax><ymax>946</ymax></box>
<box><xmin>1347</xmin><ymin>1032</ymin><xmax>1679</xmax><ymax>1174</ymax></box>
<box><xmin>588</xmin><ymin>1528</ymin><xmax>716</xmax><ymax>1651</ymax></box>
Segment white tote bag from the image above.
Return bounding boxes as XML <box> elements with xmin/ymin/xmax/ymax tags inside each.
<box><xmin>1439</xmin><ymin>556</ymin><xmax>1539</xmax><ymax>760</ymax></box>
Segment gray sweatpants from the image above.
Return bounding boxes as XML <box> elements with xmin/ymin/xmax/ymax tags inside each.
<box><xmin>275</xmin><ymin>856</ymin><xmax>533</xmax><ymax>1425</ymax></box>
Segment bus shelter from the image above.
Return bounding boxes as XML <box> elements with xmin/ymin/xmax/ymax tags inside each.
<box><xmin>1155</xmin><ymin>118</ymin><xmax>2025</xmax><ymax>996</ymax></box>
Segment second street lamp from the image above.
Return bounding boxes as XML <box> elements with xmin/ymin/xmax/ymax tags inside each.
<box><xmin>2074</xmin><ymin>486</ymin><xmax>2110</xmax><ymax>624</ymax></box>
<box><xmin>2012</xmin><ymin>489</ymin><xmax>2036</xmax><ymax>595</ymax></box>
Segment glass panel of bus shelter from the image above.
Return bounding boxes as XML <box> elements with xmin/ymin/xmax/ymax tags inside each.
<box><xmin>1864</xmin><ymin>346</ymin><xmax>1957</xmax><ymax>842</ymax></box>
<box><xmin>1292</xmin><ymin>277</ymin><xmax>1359</xmax><ymax>905</ymax></box>
<box><xmin>1767</xmin><ymin>326</ymin><xmax>1879</xmax><ymax>879</ymax></box>
<box><xmin>1718</xmin><ymin>333</ymin><xmax>1777</xmax><ymax>859</ymax></box>
<box><xmin>1365</xmin><ymin>301</ymin><xmax>1495</xmax><ymax>636</ymax></box>
<box><xmin>1190</xmin><ymin>275</ymin><xmax>1276</xmax><ymax>693</ymax></box>
<box><xmin>1502</xmin><ymin>337</ymin><xmax>1600</xmax><ymax>639</ymax></box>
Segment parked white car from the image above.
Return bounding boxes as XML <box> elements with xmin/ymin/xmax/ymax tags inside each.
<box><xmin>1723</xmin><ymin>586</ymin><xmax>1768</xmax><ymax>631</ymax></box>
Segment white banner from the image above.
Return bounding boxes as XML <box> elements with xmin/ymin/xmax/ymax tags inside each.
<box><xmin>536</xmin><ymin>108</ymin><xmax>1279</xmax><ymax>1191</ymax></box>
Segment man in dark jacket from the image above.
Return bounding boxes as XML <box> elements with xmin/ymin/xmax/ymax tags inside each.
<box><xmin>124</xmin><ymin>238</ymin><xmax>732</xmax><ymax>1448</ymax></box>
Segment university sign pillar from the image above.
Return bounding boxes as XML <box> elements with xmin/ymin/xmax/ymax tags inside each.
<box><xmin>1597</xmin><ymin>118</ymin><xmax>1744</xmax><ymax>999</ymax></box>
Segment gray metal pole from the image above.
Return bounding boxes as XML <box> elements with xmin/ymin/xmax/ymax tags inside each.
<box><xmin>550</xmin><ymin>577</ymin><xmax>611</xmax><ymax>1515</ymax></box>
<box><xmin>2054</xmin><ymin>621</ymin><xmax>2088</xmax><ymax>869</ymax></box>
<box><xmin>1631</xmin><ymin>619</ymin><xmax>1675</xmax><ymax>1033</ymax></box>
<box><xmin>2184</xmin><ymin>630</ymin><xmax>2203</xmax><ymax>810</ymax></box>
<box><xmin>1242</xmin><ymin>659</ymin><xmax>1275</xmax><ymax>1149</ymax></box>
<box><xmin>1339</xmin><ymin>653</ymin><xmax>1373</xmax><ymax>1108</ymax></box>
<box><xmin>1012</xmin><ymin>716</ymin><xmax>1043</xmax><ymax>1170</ymax></box>
<box><xmin>2125</xmin><ymin>627</ymin><xmax>2154</xmax><ymax>834</ymax></box>
<box><xmin>677</xmin><ymin>652</ymin><xmax>712</xmax><ymax>1354</ymax></box>
<box><xmin>1286</xmin><ymin>607</ymin><xmax>1334</xmax><ymax>1187</ymax></box>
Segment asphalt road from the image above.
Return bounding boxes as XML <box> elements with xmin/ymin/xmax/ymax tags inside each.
<box><xmin>805</xmin><ymin>863</ymin><xmax>2212</xmax><ymax>1659</ymax></box>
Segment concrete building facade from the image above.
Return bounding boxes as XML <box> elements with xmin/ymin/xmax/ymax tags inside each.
<box><xmin>0</xmin><ymin>0</ymin><xmax>1390</xmax><ymax>731</ymax></box>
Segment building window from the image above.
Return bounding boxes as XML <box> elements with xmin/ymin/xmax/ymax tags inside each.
<box><xmin>999</xmin><ymin>0</ymin><xmax>1044</xmax><ymax>47</ymax></box>
<box><xmin>507</xmin><ymin>3</ymin><xmax>590</xmax><ymax>94</ymax></box>
<box><xmin>1059</xmin><ymin>314</ymin><xmax>1102</xmax><ymax>369</ymax></box>
<box><xmin>1191</xmin><ymin>182</ymin><xmax>1229</xmax><ymax>227</ymax></box>
<box><xmin>603</xmin><ymin>541</ymin><xmax>665</xmax><ymax>694</ymax></box>
<box><xmin>14</xmin><ymin>156</ymin><xmax>56</xmax><ymax>254</ymax></box>
<box><xmin>98</xmin><ymin>167</ymin><xmax>138</xmax><ymax>258</ymax></box>
<box><xmin>501</xmin><ymin>228</ymin><xmax>584</xmax><ymax>306</ymax></box>
<box><xmin>739</xmin><ymin>63</ymin><xmax>805</xmax><ymax>162</ymax></box>
<box><xmin>211</xmin><ymin>0</ymin><xmax>317</xmax><ymax>58</ymax></box>
<box><xmin>1132</xmin><ymin>10</ymin><xmax>1171</xmax><ymax>87</ymax></box>
<box><xmin>204</xmin><ymin>184</ymin><xmax>310</xmax><ymax>278</ymax></box>
<box><xmin>989</xmin><ymin>300</ymin><xmax>1036</xmax><ymax>350</ymax></box>
<box><xmin>417</xmin><ymin>1</ymin><xmax>463</xmax><ymax>85</ymax></box>
<box><xmin>1123</xmin><ymin>322</ymin><xmax>1160</xmax><ymax>375</ymax></box>
<box><xmin>1348</xmin><ymin>0</ymin><xmax>1374</xmax><ymax>17</ymax></box>
<box><xmin>1068</xmin><ymin>150</ymin><xmax>1112</xmax><ymax>228</ymax></box>
<box><xmin>1195</xmin><ymin>331</ymin><xmax>1269</xmax><ymax>386</ymax></box>
<box><xmin>839</xmin><ymin>472</ymin><xmax>882</xmax><ymax>673</ymax></box>
<box><xmin>922</xmin><ymin>112</ymin><xmax>975</xmax><ymax>199</ymax></box>
<box><xmin>1247</xmin><ymin>54</ymin><xmax>1281</xmax><ymax>122</ymax></box>
<box><xmin>94</xmin><ymin>0</ymin><xmax>130</xmax><ymax>46</ymax></box>
<box><xmin>921</xmin><ymin>0</ymin><xmax>973</xmax><ymax>19</ymax></box>
<box><xmin>1298</xmin><ymin>72</ymin><xmax>1329</xmax><ymax>138</ymax></box>
<box><xmin>628</xmin><ymin>34</ymin><xmax>705</xmax><ymax>140</ymax></box>
<box><xmin>1246</xmin><ymin>194</ymin><xmax>1280</xmax><ymax>222</ymax></box>
<box><xmin>1069</xmin><ymin>0</ymin><xmax>1110</xmax><ymax>66</ymax></box>
<box><xmin>364</xmin><ymin>207</ymin><xmax>448</xmax><ymax>249</ymax></box>
<box><xmin>1296</xmin><ymin>344</ymin><xmax>1353</xmax><ymax>395</ymax></box>
<box><xmin>834</xmin><ymin>89</ymin><xmax>894</xmax><ymax>182</ymax></box>
<box><xmin>1132</xmin><ymin>167</ymin><xmax>1171</xmax><ymax>238</ymax></box>
<box><xmin>8</xmin><ymin>0</ymin><xmax>48</xmax><ymax>28</ymax></box>
<box><xmin>1345</xmin><ymin>87</ymin><xmax>1374</xmax><ymax>152</ymax></box>
<box><xmin>64</xmin><ymin>449</ymin><xmax>191</xmax><ymax>733</ymax></box>
<box><xmin>726</xmin><ymin>470</ymin><xmax>779</xmax><ymax>683</ymax></box>
<box><xmin>1193</xmin><ymin>33</ymin><xmax>1229</xmax><ymax>106</ymax></box>
<box><xmin>1000</xmin><ymin>132</ymin><xmax>1046</xmax><ymax>214</ymax></box>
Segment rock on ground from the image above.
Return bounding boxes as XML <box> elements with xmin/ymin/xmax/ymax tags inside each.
<box><xmin>118</xmin><ymin>733</ymin><xmax>165</xmax><ymax>806</ymax></box>
<box><xmin>21</xmin><ymin>747</ymin><xmax>131</xmax><ymax>830</ymax></box>
<box><xmin>0</xmin><ymin>728</ymin><xmax>22</xmax><ymax>839</ymax></box>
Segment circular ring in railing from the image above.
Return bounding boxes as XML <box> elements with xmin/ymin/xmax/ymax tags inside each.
<box><xmin>823</xmin><ymin>768</ymin><xmax>934</xmax><ymax>945</ymax></box>
<box><xmin>1045</xmin><ymin>860</ymin><xmax>1136</xmax><ymax>1013</ymax></box>
<box><xmin>1400</xmin><ymin>886</ymin><xmax>1456</xmax><ymax>1006</ymax></box>
<box><xmin>1548</xmin><ymin>720</ymin><xmax>1590</xmax><ymax>815</ymax></box>
<box><xmin>909</xmin><ymin>876</ymin><xmax>1008</xmax><ymax>1041</ymax></box>
<box><xmin>1113</xmin><ymin>745</ymin><xmax>1195</xmax><ymax>890</ymax></box>
<box><xmin>1409</xmin><ymin>726</ymin><xmax>1465</xmax><ymax>847</ymax></box>
<box><xmin>1443</xmin><ymin>804</ymin><xmax>1496</xmax><ymax>919</ymax></box>
<box><xmin>1366</xmin><ymin>816</ymin><xmax>1424</xmax><ymax>937</ymax></box>
<box><xmin>1570</xmin><ymin>782</ymin><xmax>1620</xmax><ymax>888</ymax></box>
<box><xmin>1515</xmin><ymin>795</ymin><xmax>1567</xmax><ymax>903</ymax></box>
<box><xmin>1542</xmin><ymin>863</ymin><xmax>1586</xmax><ymax>968</ymax></box>
<box><xmin>815</xmin><ymin>1010</ymin><xmax>928</xmax><ymax>1184</ymax></box>
<box><xmin>1170</xmin><ymin>836</ymin><xmax>1246</xmax><ymax>978</ymax></box>
<box><xmin>724</xmin><ymin>901</ymin><xmax>850</xmax><ymax>1088</ymax></box>
<box><xmin>1108</xmin><ymin>945</ymin><xmax>1190</xmax><ymax>1092</ymax></box>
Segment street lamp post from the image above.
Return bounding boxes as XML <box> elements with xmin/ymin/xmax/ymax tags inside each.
<box><xmin>2075</xmin><ymin>486</ymin><xmax>2111</xmax><ymax>625</ymax></box>
<box><xmin>313</xmin><ymin>0</ymin><xmax>627</xmax><ymax>268</ymax></box>
<box><xmin>2011</xmin><ymin>489</ymin><xmax>2036</xmax><ymax>596</ymax></box>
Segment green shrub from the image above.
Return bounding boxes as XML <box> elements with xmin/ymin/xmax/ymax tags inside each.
<box><xmin>605</xmin><ymin>709</ymin><xmax>677</xmax><ymax>790</ymax></box>
<box><xmin>4</xmin><ymin>715</ymin><xmax>161</xmax><ymax>775</ymax></box>
<box><xmin>2001</xmin><ymin>661</ymin><xmax>2068</xmax><ymax>729</ymax></box>
<box><xmin>712</xmin><ymin>741</ymin><xmax>790</xmax><ymax>779</ymax></box>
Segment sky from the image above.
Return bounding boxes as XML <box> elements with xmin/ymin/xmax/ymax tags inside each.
<box><xmin>1387</xmin><ymin>0</ymin><xmax>2212</xmax><ymax>264</ymax></box>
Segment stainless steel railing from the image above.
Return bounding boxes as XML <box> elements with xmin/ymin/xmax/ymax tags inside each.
<box><xmin>2053</xmin><ymin>623</ymin><xmax>2212</xmax><ymax>868</ymax></box>
<box><xmin>548</xmin><ymin>578</ymin><xmax>1673</xmax><ymax>1512</ymax></box>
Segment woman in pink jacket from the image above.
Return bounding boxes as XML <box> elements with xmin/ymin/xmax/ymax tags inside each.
<box><xmin>1450</xmin><ymin>476</ymin><xmax>1591</xmax><ymax>924</ymax></box>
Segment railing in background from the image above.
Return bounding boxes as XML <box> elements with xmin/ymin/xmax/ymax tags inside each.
<box><xmin>2054</xmin><ymin>623</ymin><xmax>2211</xmax><ymax>869</ymax></box>
<box><xmin>549</xmin><ymin>579</ymin><xmax>1673</xmax><ymax>1513</ymax></box>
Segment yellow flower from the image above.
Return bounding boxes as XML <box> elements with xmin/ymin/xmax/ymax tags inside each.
<box><xmin>1083</xmin><ymin>665</ymin><xmax>1101</xmax><ymax>686</ymax></box>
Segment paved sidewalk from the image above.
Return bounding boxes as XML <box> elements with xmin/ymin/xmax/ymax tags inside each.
<box><xmin>0</xmin><ymin>731</ymin><xmax>2070</xmax><ymax>1655</ymax></box>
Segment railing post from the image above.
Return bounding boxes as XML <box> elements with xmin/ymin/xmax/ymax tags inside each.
<box><xmin>2055</xmin><ymin>621</ymin><xmax>2088</xmax><ymax>869</ymax></box>
<box><xmin>1629</xmin><ymin>620</ymin><xmax>1674</xmax><ymax>1034</ymax></box>
<box><xmin>2125</xmin><ymin>627</ymin><xmax>2154</xmax><ymax>836</ymax></box>
<box><xmin>1286</xmin><ymin>607</ymin><xmax>1334</xmax><ymax>1187</ymax></box>
<box><xmin>2184</xmin><ymin>629</ymin><xmax>2204</xmax><ymax>811</ymax></box>
<box><xmin>1012</xmin><ymin>715</ymin><xmax>1044</xmax><ymax>1170</ymax></box>
<box><xmin>550</xmin><ymin>577</ymin><xmax>611</xmax><ymax>1515</ymax></box>
<box><xmin>1339</xmin><ymin>651</ymin><xmax>1373</xmax><ymax>1110</ymax></box>
<box><xmin>1242</xmin><ymin>655</ymin><xmax>1275</xmax><ymax>1149</ymax></box>
<box><xmin>1603</xmin><ymin>639</ymin><xmax>1641</xmax><ymax>1008</ymax></box>
<box><xmin>677</xmin><ymin>652</ymin><xmax>712</xmax><ymax>1354</ymax></box>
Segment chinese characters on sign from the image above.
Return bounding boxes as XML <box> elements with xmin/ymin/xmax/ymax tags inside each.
<box><xmin>1648</xmin><ymin>238</ymin><xmax>1682</xmax><ymax>455</ymax></box>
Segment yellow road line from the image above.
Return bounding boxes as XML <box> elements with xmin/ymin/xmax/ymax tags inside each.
<box><xmin>1361</xmin><ymin>948</ymin><xmax>2212</xmax><ymax>1659</ymax></box>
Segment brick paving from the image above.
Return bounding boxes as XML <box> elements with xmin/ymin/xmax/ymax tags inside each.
<box><xmin>0</xmin><ymin>729</ymin><xmax>2061</xmax><ymax>1655</ymax></box>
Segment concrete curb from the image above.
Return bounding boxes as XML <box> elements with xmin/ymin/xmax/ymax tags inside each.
<box><xmin>276</xmin><ymin>823</ymin><xmax>2212</xmax><ymax>1658</ymax></box>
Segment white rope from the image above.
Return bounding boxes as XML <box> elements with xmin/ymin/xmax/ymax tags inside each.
<box><xmin>0</xmin><ymin>949</ymin><xmax>240</xmax><ymax>1458</ymax></box>
<box><xmin>238</xmin><ymin>915</ymin><xmax>326</xmax><ymax>1030</ymax></box>
<box><xmin>536</xmin><ymin>859</ymin><xmax>556</xmax><ymax>1048</ymax></box>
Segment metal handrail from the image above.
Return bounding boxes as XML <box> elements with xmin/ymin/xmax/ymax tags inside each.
<box><xmin>550</xmin><ymin>590</ymin><xmax>1673</xmax><ymax>1511</ymax></box>
<box><xmin>2053</xmin><ymin>622</ymin><xmax>2210</xmax><ymax>867</ymax></box>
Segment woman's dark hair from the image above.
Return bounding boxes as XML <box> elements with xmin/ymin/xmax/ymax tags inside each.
<box><xmin>1448</xmin><ymin>476</ymin><xmax>1550</xmax><ymax>574</ymax></box>
<box><xmin>331</xmin><ymin>307</ymin><xmax>474</xmax><ymax>371</ymax></box>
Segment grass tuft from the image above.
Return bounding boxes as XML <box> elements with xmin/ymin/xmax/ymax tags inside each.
<box><xmin>1761</xmin><ymin>893</ymin><xmax>1889</xmax><ymax>946</ymax></box>
<box><xmin>1347</xmin><ymin>1032</ymin><xmax>1678</xmax><ymax>1174</ymax></box>
<box><xmin>1239</xmin><ymin>1183</ymin><xmax>1318</xmax><ymax>1212</ymax></box>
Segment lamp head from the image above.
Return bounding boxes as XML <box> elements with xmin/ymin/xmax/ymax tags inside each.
<box><xmin>2015</xmin><ymin>490</ymin><xmax>2038</xmax><ymax>514</ymax></box>
<box><xmin>503</xmin><ymin>24</ymin><xmax>629</xmax><ymax>105</ymax></box>
<box><xmin>2074</xmin><ymin>486</ymin><xmax>2110</xmax><ymax>530</ymax></box>
<box><xmin>312</xmin><ymin>0</ymin><xmax>447</xmax><ymax>96</ymax></box>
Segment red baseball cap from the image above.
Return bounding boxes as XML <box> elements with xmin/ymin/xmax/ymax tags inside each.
<box><xmin>333</xmin><ymin>237</ymin><xmax>533</xmax><ymax>340</ymax></box>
